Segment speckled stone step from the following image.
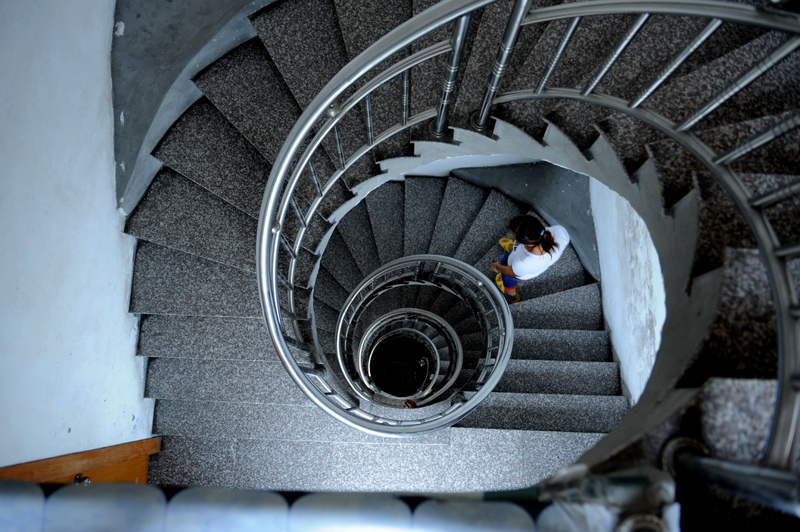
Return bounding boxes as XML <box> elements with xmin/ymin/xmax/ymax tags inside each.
<box><xmin>404</xmin><ymin>176</ymin><xmax>447</xmax><ymax>256</ymax></box>
<box><xmin>366</xmin><ymin>181</ymin><xmax>405</xmax><ymax>265</ymax></box>
<box><xmin>494</xmin><ymin>359</ymin><xmax>620</xmax><ymax>396</ymax></box>
<box><xmin>510</xmin><ymin>282</ymin><xmax>603</xmax><ymax>330</ymax></box>
<box><xmin>336</xmin><ymin>200</ymin><xmax>381</xmax><ymax>277</ymax></box>
<box><xmin>457</xmin><ymin>392</ymin><xmax>629</xmax><ymax>433</ymax></box>
<box><xmin>125</xmin><ymin>169</ymin><xmax>257</xmax><ymax>273</ymax></box>
<box><xmin>511</xmin><ymin>329</ymin><xmax>611</xmax><ymax>362</ymax></box>
<box><xmin>152</xmin><ymin>98</ymin><xmax>271</xmax><ymax>218</ymax></box>
<box><xmin>130</xmin><ymin>241</ymin><xmax>260</xmax><ymax>317</ymax></box>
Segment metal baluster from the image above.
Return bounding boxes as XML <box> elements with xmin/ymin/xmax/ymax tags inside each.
<box><xmin>433</xmin><ymin>14</ymin><xmax>472</xmax><ymax>136</ymax></box>
<box><xmin>536</xmin><ymin>16</ymin><xmax>581</xmax><ymax>95</ymax></box>
<box><xmin>678</xmin><ymin>36</ymin><xmax>800</xmax><ymax>132</ymax></box>
<box><xmin>775</xmin><ymin>242</ymin><xmax>800</xmax><ymax>259</ymax></box>
<box><xmin>791</xmin><ymin>305</ymin><xmax>800</xmax><ymax>319</ymax></box>
<box><xmin>289</xmin><ymin>196</ymin><xmax>307</xmax><ymax>228</ymax></box>
<box><xmin>308</xmin><ymin>160</ymin><xmax>323</xmax><ymax>197</ymax></box>
<box><xmin>716</xmin><ymin>112</ymin><xmax>800</xmax><ymax>165</ymax></box>
<box><xmin>279</xmin><ymin>233</ymin><xmax>297</xmax><ymax>260</ymax></box>
<box><xmin>631</xmin><ymin>18</ymin><xmax>722</xmax><ymax>109</ymax></box>
<box><xmin>365</xmin><ymin>93</ymin><xmax>374</xmax><ymax>146</ymax></box>
<box><xmin>582</xmin><ymin>13</ymin><xmax>649</xmax><ymax>96</ymax></box>
<box><xmin>401</xmin><ymin>70</ymin><xmax>410</xmax><ymax>126</ymax></box>
<box><xmin>276</xmin><ymin>272</ymin><xmax>293</xmax><ymax>292</ymax></box>
<box><xmin>473</xmin><ymin>0</ymin><xmax>534</xmax><ymax>130</ymax></box>
<box><xmin>333</xmin><ymin>124</ymin><xmax>346</xmax><ymax>170</ymax></box>
<box><xmin>750</xmin><ymin>179</ymin><xmax>800</xmax><ymax>210</ymax></box>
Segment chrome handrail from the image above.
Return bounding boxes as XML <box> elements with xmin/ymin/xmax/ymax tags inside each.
<box><xmin>491</xmin><ymin>0</ymin><xmax>800</xmax><ymax>469</ymax></box>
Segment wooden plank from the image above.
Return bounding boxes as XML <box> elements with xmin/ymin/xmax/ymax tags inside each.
<box><xmin>0</xmin><ymin>437</ymin><xmax>161</xmax><ymax>483</ymax></box>
<box><xmin>49</xmin><ymin>456</ymin><xmax>151</xmax><ymax>485</ymax></box>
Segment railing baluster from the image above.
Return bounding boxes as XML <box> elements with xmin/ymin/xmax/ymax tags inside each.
<box><xmin>631</xmin><ymin>18</ymin><xmax>722</xmax><ymax>109</ymax></box>
<box><xmin>750</xmin><ymin>177</ymin><xmax>800</xmax><ymax>210</ymax></box>
<box><xmin>289</xmin><ymin>196</ymin><xmax>307</xmax><ymax>228</ymax></box>
<box><xmin>716</xmin><ymin>112</ymin><xmax>800</xmax><ymax>166</ymax></box>
<box><xmin>277</xmin><ymin>272</ymin><xmax>293</xmax><ymax>292</ymax></box>
<box><xmin>473</xmin><ymin>0</ymin><xmax>534</xmax><ymax>129</ymax></box>
<box><xmin>433</xmin><ymin>14</ymin><xmax>473</xmax><ymax>136</ymax></box>
<box><xmin>401</xmin><ymin>70</ymin><xmax>410</xmax><ymax>126</ymax></box>
<box><xmin>365</xmin><ymin>93</ymin><xmax>374</xmax><ymax>146</ymax></box>
<box><xmin>791</xmin><ymin>305</ymin><xmax>800</xmax><ymax>320</ymax></box>
<box><xmin>775</xmin><ymin>242</ymin><xmax>800</xmax><ymax>260</ymax></box>
<box><xmin>582</xmin><ymin>13</ymin><xmax>649</xmax><ymax>96</ymax></box>
<box><xmin>536</xmin><ymin>16</ymin><xmax>581</xmax><ymax>94</ymax></box>
<box><xmin>333</xmin><ymin>124</ymin><xmax>346</xmax><ymax>170</ymax></box>
<box><xmin>279</xmin><ymin>233</ymin><xmax>297</xmax><ymax>260</ymax></box>
<box><xmin>677</xmin><ymin>36</ymin><xmax>800</xmax><ymax>132</ymax></box>
<box><xmin>308</xmin><ymin>160</ymin><xmax>323</xmax><ymax>197</ymax></box>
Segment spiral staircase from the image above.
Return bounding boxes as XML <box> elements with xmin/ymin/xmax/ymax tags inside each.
<box><xmin>117</xmin><ymin>0</ymin><xmax>799</xmax><ymax>526</ymax></box>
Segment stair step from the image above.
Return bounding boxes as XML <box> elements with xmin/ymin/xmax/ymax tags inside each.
<box><xmin>146</xmin><ymin>359</ymin><xmax>310</xmax><ymax>405</ymax></box>
<box><xmin>125</xmin><ymin>169</ymin><xmax>257</xmax><ymax>272</ymax></box>
<box><xmin>512</xmin><ymin>329</ymin><xmax>611</xmax><ymax>362</ymax></box>
<box><xmin>148</xmin><ymin>428</ymin><xmax>604</xmax><ymax>492</ymax></box>
<box><xmin>365</xmin><ymin>181</ymin><xmax>405</xmax><ymax>265</ymax></box>
<box><xmin>495</xmin><ymin>359</ymin><xmax>620</xmax><ymax>396</ymax></box>
<box><xmin>313</xmin><ymin>266</ymin><xmax>351</xmax><ymax>312</ymax></box>
<box><xmin>428</xmin><ymin>177</ymin><xmax>486</xmax><ymax>258</ymax></box>
<box><xmin>458</xmin><ymin>392</ymin><xmax>629</xmax><ymax>433</ymax></box>
<box><xmin>153</xmin><ymin>99</ymin><xmax>270</xmax><ymax>218</ymax></box>
<box><xmin>453</xmin><ymin>189</ymin><xmax>526</xmax><ymax>266</ymax></box>
<box><xmin>336</xmin><ymin>200</ymin><xmax>381</xmax><ymax>277</ymax></box>
<box><xmin>130</xmin><ymin>242</ymin><xmax>260</xmax><ymax>317</ymax></box>
<box><xmin>404</xmin><ymin>176</ymin><xmax>447</xmax><ymax>256</ymax></box>
<box><xmin>252</xmin><ymin>0</ymin><xmax>375</xmax><ymax>189</ymax></box>
<box><xmin>700</xmin><ymin>378</ymin><xmax>777</xmax><ymax>467</ymax></box>
<box><xmin>153</xmin><ymin>399</ymin><xmax>447</xmax><ymax>445</ymax></box>
<box><xmin>136</xmin><ymin>315</ymin><xmax>311</xmax><ymax>363</ymax></box>
<box><xmin>510</xmin><ymin>283</ymin><xmax>603</xmax><ymax>330</ymax></box>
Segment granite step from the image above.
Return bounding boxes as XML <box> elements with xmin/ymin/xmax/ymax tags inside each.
<box><xmin>333</xmin><ymin>0</ymin><xmax>413</xmax><ymax>162</ymax></box>
<box><xmin>148</xmin><ymin>429</ymin><xmax>604</xmax><ymax>492</ymax></box>
<box><xmin>320</xmin><ymin>230</ymin><xmax>366</xmax><ymax>293</ymax></box>
<box><xmin>251</xmin><ymin>0</ymin><xmax>375</xmax><ymax>189</ymax></box>
<box><xmin>125</xmin><ymin>169</ymin><xmax>257</xmax><ymax>273</ymax></box>
<box><xmin>130</xmin><ymin>241</ymin><xmax>260</xmax><ymax>318</ymax></box>
<box><xmin>494</xmin><ymin>359</ymin><xmax>621</xmax><ymax>396</ymax></box>
<box><xmin>404</xmin><ymin>176</ymin><xmax>447</xmax><ymax>256</ymax></box>
<box><xmin>511</xmin><ymin>329</ymin><xmax>611</xmax><ymax>362</ymax></box>
<box><xmin>152</xmin><ymin>98</ymin><xmax>272</xmax><ymax>219</ymax></box>
<box><xmin>457</xmin><ymin>392</ymin><xmax>629</xmax><ymax>433</ymax></box>
<box><xmin>336</xmin><ymin>199</ymin><xmax>382</xmax><ymax>277</ymax></box>
<box><xmin>366</xmin><ymin>181</ymin><xmax>405</xmax><ymax>265</ymax></box>
<box><xmin>509</xmin><ymin>282</ymin><xmax>603</xmax><ymax>330</ymax></box>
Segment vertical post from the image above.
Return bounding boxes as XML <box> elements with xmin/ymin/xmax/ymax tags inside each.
<box><xmin>473</xmin><ymin>0</ymin><xmax>534</xmax><ymax>130</ymax></box>
<box><xmin>432</xmin><ymin>13</ymin><xmax>472</xmax><ymax>136</ymax></box>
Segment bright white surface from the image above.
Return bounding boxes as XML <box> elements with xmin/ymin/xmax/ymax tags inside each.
<box><xmin>591</xmin><ymin>180</ymin><xmax>666</xmax><ymax>405</ymax></box>
<box><xmin>0</xmin><ymin>0</ymin><xmax>153</xmax><ymax>467</ymax></box>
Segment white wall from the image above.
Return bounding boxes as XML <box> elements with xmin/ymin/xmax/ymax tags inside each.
<box><xmin>0</xmin><ymin>0</ymin><xmax>153</xmax><ymax>467</ymax></box>
<box><xmin>590</xmin><ymin>179</ymin><xmax>666</xmax><ymax>405</ymax></box>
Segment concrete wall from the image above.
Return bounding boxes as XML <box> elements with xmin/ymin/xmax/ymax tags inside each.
<box><xmin>590</xmin><ymin>180</ymin><xmax>666</xmax><ymax>405</ymax></box>
<box><xmin>0</xmin><ymin>0</ymin><xmax>153</xmax><ymax>467</ymax></box>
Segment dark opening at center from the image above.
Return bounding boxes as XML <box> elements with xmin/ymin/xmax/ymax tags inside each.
<box><xmin>369</xmin><ymin>336</ymin><xmax>432</xmax><ymax>397</ymax></box>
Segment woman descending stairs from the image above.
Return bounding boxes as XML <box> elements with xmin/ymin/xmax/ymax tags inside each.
<box><xmin>129</xmin><ymin>156</ymin><xmax>629</xmax><ymax>490</ymax></box>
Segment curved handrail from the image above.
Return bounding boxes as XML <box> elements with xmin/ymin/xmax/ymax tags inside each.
<box><xmin>495</xmin><ymin>0</ymin><xmax>800</xmax><ymax>469</ymax></box>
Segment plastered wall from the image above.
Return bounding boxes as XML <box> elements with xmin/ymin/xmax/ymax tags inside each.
<box><xmin>590</xmin><ymin>180</ymin><xmax>666</xmax><ymax>405</ymax></box>
<box><xmin>0</xmin><ymin>0</ymin><xmax>153</xmax><ymax>467</ymax></box>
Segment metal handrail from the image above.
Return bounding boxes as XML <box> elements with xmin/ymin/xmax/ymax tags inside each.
<box><xmin>257</xmin><ymin>0</ymin><xmax>800</xmax><ymax>459</ymax></box>
<box><xmin>491</xmin><ymin>0</ymin><xmax>800</xmax><ymax>469</ymax></box>
<box><xmin>258</xmin><ymin>0</ymin><xmax>501</xmax><ymax>437</ymax></box>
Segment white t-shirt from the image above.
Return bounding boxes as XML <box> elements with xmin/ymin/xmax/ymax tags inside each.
<box><xmin>507</xmin><ymin>225</ymin><xmax>570</xmax><ymax>280</ymax></box>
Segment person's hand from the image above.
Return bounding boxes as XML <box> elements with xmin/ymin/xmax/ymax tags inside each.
<box><xmin>491</xmin><ymin>259</ymin><xmax>499</xmax><ymax>273</ymax></box>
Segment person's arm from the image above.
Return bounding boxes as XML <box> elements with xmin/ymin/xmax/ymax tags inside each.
<box><xmin>491</xmin><ymin>260</ymin><xmax>517</xmax><ymax>277</ymax></box>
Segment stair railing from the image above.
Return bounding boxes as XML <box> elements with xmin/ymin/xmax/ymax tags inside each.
<box><xmin>258</xmin><ymin>0</ymin><xmax>500</xmax><ymax>436</ymax></box>
<box><xmin>479</xmin><ymin>0</ymin><xmax>800</xmax><ymax>470</ymax></box>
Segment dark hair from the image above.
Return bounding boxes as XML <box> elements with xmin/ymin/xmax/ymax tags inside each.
<box><xmin>508</xmin><ymin>215</ymin><xmax>560</xmax><ymax>255</ymax></box>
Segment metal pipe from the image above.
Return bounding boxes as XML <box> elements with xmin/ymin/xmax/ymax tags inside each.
<box><xmin>308</xmin><ymin>160</ymin><xmax>323</xmax><ymax>197</ymax></box>
<box><xmin>677</xmin><ymin>36</ymin><xmax>800</xmax><ymax>131</ymax></box>
<box><xmin>401</xmin><ymin>70</ymin><xmax>410</xmax><ymax>126</ymax></box>
<box><xmin>583</xmin><ymin>13</ymin><xmax>649</xmax><ymax>96</ymax></box>
<box><xmin>365</xmin><ymin>93</ymin><xmax>374</xmax><ymax>145</ymax></box>
<box><xmin>474</xmin><ymin>0</ymin><xmax>535</xmax><ymax>129</ymax></box>
<box><xmin>716</xmin><ymin>112</ymin><xmax>800</xmax><ymax>165</ymax></box>
<box><xmin>750</xmin><ymin>177</ymin><xmax>800</xmax><ymax>209</ymax></box>
<box><xmin>433</xmin><ymin>14</ymin><xmax>473</xmax><ymax>136</ymax></box>
<box><xmin>536</xmin><ymin>17</ymin><xmax>581</xmax><ymax>95</ymax></box>
<box><xmin>631</xmin><ymin>18</ymin><xmax>722</xmax><ymax>108</ymax></box>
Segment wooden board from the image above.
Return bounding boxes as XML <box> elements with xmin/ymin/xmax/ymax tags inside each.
<box><xmin>0</xmin><ymin>437</ymin><xmax>161</xmax><ymax>484</ymax></box>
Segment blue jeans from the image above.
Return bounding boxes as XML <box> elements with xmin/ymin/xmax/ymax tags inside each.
<box><xmin>499</xmin><ymin>252</ymin><xmax>520</xmax><ymax>290</ymax></box>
